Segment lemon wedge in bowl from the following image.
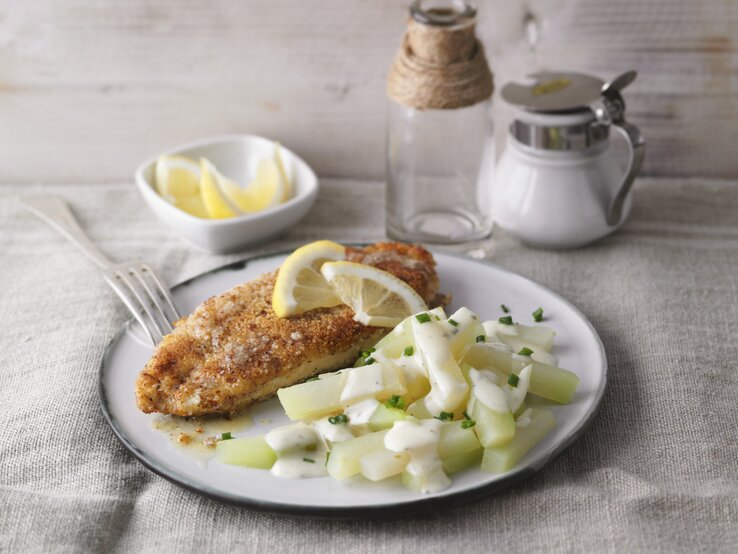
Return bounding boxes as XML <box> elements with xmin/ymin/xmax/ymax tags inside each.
<box><xmin>174</xmin><ymin>195</ymin><xmax>209</xmax><ymax>218</ymax></box>
<box><xmin>320</xmin><ymin>261</ymin><xmax>428</xmax><ymax>328</ymax></box>
<box><xmin>155</xmin><ymin>156</ymin><xmax>209</xmax><ymax>217</ymax></box>
<box><xmin>274</xmin><ymin>144</ymin><xmax>293</xmax><ymax>201</ymax></box>
<box><xmin>272</xmin><ymin>240</ymin><xmax>347</xmax><ymax>317</ymax></box>
<box><xmin>199</xmin><ymin>158</ymin><xmax>241</xmax><ymax>219</ymax></box>
<box><xmin>155</xmin><ymin>155</ymin><xmax>201</xmax><ymax>198</ymax></box>
<box><xmin>220</xmin><ymin>157</ymin><xmax>288</xmax><ymax>214</ymax></box>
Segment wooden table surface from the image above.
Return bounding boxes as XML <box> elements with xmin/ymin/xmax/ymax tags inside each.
<box><xmin>1</xmin><ymin>0</ymin><xmax>736</xmax><ymax>184</ymax></box>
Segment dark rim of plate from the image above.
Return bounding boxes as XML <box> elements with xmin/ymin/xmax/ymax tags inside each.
<box><xmin>98</xmin><ymin>248</ymin><xmax>608</xmax><ymax>519</ymax></box>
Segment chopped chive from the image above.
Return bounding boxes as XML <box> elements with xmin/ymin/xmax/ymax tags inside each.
<box><xmin>302</xmin><ymin>457</ymin><xmax>315</xmax><ymax>463</ymax></box>
<box><xmin>448</xmin><ymin>318</ymin><xmax>459</xmax><ymax>327</ymax></box>
<box><xmin>532</xmin><ymin>307</ymin><xmax>544</xmax><ymax>322</ymax></box>
<box><xmin>385</xmin><ymin>395</ymin><xmax>405</xmax><ymax>410</ymax></box>
<box><xmin>328</xmin><ymin>414</ymin><xmax>349</xmax><ymax>425</ymax></box>
<box><xmin>517</xmin><ymin>347</ymin><xmax>534</xmax><ymax>356</ymax></box>
<box><xmin>498</xmin><ymin>315</ymin><xmax>514</xmax><ymax>325</ymax></box>
<box><xmin>434</xmin><ymin>411</ymin><xmax>454</xmax><ymax>421</ymax></box>
<box><xmin>415</xmin><ymin>313</ymin><xmax>431</xmax><ymax>324</ymax></box>
<box><xmin>461</xmin><ymin>412</ymin><xmax>476</xmax><ymax>429</ymax></box>
<box><xmin>220</xmin><ymin>432</ymin><xmax>233</xmax><ymax>441</ymax></box>
<box><xmin>476</xmin><ymin>335</ymin><xmax>486</xmax><ymax>343</ymax></box>
<box><xmin>403</xmin><ymin>345</ymin><xmax>414</xmax><ymax>356</ymax></box>
<box><xmin>364</xmin><ymin>357</ymin><xmax>375</xmax><ymax>365</ymax></box>
<box><xmin>361</xmin><ymin>347</ymin><xmax>376</xmax><ymax>358</ymax></box>
<box><xmin>434</xmin><ymin>315</ymin><xmax>441</xmax><ymax>321</ymax></box>
<box><xmin>501</xmin><ymin>304</ymin><xmax>510</xmax><ymax>313</ymax></box>
<box><xmin>508</xmin><ymin>373</ymin><xmax>520</xmax><ymax>387</ymax></box>
<box><xmin>306</xmin><ymin>375</ymin><xmax>320</xmax><ymax>382</ymax></box>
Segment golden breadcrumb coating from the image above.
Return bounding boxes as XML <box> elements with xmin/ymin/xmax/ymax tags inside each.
<box><xmin>135</xmin><ymin>242</ymin><xmax>445</xmax><ymax>416</ymax></box>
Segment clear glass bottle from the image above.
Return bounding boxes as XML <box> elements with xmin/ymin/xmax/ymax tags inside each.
<box><xmin>385</xmin><ymin>1</ymin><xmax>495</xmax><ymax>244</ymax></box>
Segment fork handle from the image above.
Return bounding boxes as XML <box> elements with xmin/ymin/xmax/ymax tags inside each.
<box><xmin>22</xmin><ymin>195</ymin><xmax>114</xmax><ymax>270</ymax></box>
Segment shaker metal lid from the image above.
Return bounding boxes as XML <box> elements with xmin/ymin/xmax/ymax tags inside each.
<box><xmin>501</xmin><ymin>71</ymin><xmax>605</xmax><ymax>112</ymax></box>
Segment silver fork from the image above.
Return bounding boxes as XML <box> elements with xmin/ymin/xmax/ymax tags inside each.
<box><xmin>21</xmin><ymin>195</ymin><xmax>181</xmax><ymax>346</ymax></box>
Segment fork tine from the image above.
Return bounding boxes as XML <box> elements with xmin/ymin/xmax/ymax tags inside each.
<box><xmin>114</xmin><ymin>269</ymin><xmax>166</xmax><ymax>344</ymax></box>
<box><xmin>129</xmin><ymin>266</ymin><xmax>173</xmax><ymax>334</ymax></box>
<box><xmin>103</xmin><ymin>272</ymin><xmax>158</xmax><ymax>345</ymax></box>
<box><xmin>140</xmin><ymin>264</ymin><xmax>181</xmax><ymax>322</ymax></box>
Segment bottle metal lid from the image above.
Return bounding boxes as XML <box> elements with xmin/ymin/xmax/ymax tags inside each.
<box><xmin>501</xmin><ymin>71</ymin><xmax>606</xmax><ymax>113</ymax></box>
<box><xmin>501</xmin><ymin>70</ymin><xmax>638</xmax><ymax>152</ymax></box>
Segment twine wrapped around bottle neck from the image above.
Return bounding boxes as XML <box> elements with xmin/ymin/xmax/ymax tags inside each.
<box><xmin>387</xmin><ymin>15</ymin><xmax>493</xmax><ymax>110</ymax></box>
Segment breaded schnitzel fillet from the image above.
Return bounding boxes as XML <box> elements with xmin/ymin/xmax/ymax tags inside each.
<box><xmin>136</xmin><ymin>242</ymin><xmax>445</xmax><ymax>416</ymax></box>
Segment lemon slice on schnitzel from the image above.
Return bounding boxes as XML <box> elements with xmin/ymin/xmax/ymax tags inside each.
<box><xmin>272</xmin><ymin>240</ymin><xmax>346</xmax><ymax>317</ymax></box>
<box><xmin>320</xmin><ymin>261</ymin><xmax>428</xmax><ymax>328</ymax></box>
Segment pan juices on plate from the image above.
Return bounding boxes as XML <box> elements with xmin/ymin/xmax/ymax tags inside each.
<box><xmin>135</xmin><ymin>241</ymin><xmax>447</xmax><ymax>417</ymax></box>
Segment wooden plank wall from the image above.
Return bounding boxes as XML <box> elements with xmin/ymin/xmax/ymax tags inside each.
<box><xmin>0</xmin><ymin>0</ymin><xmax>736</xmax><ymax>184</ymax></box>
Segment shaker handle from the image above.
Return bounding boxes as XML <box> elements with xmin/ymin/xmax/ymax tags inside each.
<box><xmin>607</xmin><ymin>121</ymin><xmax>646</xmax><ymax>226</ymax></box>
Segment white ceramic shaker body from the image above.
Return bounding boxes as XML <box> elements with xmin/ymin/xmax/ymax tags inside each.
<box><xmin>493</xmin><ymin>112</ymin><xmax>633</xmax><ymax>249</ymax></box>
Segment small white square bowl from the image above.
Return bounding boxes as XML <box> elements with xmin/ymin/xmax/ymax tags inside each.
<box><xmin>135</xmin><ymin>135</ymin><xmax>319</xmax><ymax>253</ymax></box>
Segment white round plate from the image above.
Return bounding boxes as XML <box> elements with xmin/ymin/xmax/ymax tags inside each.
<box><xmin>99</xmin><ymin>251</ymin><xmax>607</xmax><ymax>517</ymax></box>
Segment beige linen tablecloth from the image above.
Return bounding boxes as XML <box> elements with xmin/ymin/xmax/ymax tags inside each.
<box><xmin>1</xmin><ymin>178</ymin><xmax>737</xmax><ymax>553</ymax></box>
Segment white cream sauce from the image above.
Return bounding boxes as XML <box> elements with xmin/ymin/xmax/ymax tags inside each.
<box><xmin>265</xmin><ymin>423</ymin><xmax>328</xmax><ymax>479</ymax></box>
<box><xmin>305</xmin><ymin>398</ymin><xmax>382</xmax><ymax>446</ymax></box>
<box><xmin>412</xmin><ymin>318</ymin><xmax>468</xmax><ymax>413</ymax></box>
<box><xmin>445</xmin><ymin>307</ymin><xmax>478</xmax><ymax>328</ymax></box>
<box><xmin>531</xmin><ymin>350</ymin><xmax>559</xmax><ymax>367</ymax></box>
<box><xmin>443</xmin><ymin>307</ymin><xmax>478</xmax><ymax>349</ymax></box>
<box><xmin>265</xmin><ymin>423</ymin><xmax>318</xmax><ymax>453</ymax></box>
<box><xmin>479</xmin><ymin>368</ymin><xmax>501</xmax><ymax>384</ymax></box>
<box><xmin>384</xmin><ymin>419</ymin><xmax>450</xmax><ymax>494</ymax></box>
<box><xmin>480</xmin><ymin>321</ymin><xmax>515</xmax><ymax>351</ymax></box>
<box><xmin>385</xmin><ymin>419</ymin><xmax>441</xmax><ymax>451</ymax></box>
<box><xmin>504</xmin><ymin>363</ymin><xmax>532</xmax><ymax>413</ymax></box>
<box><xmin>270</xmin><ymin>447</ymin><xmax>328</xmax><ymax>479</ymax></box>
<box><xmin>340</xmin><ymin>363</ymin><xmax>384</xmax><ymax>403</ymax></box>
<box><xmin>468</xmin><ymin>367</ymin><xmax>510</xmax><ymax>414</ymax></box>
<box><xmin>483</xmin><ymin>320</ymin><xmax>519</xmax><ymax>340</ymax></box>
<box><xmin>313</xmin><ymin>417</ymin><xmax>355</xmax><ymax>443</ymax></box>
<box><xmin>488</xmin><ymin>341</ymin><xmax>514</xmax><ymax>353</ymax></box>
<box><xmin>484</xmin><ymin>322</ymin><xmax>558</xmax><ymax>366</ymax></box>
<box><xmin>387</xmin><ymin>350</ymin><xmax>425</xmax><ymax>377</ymax></box>
<box><xmin>345</xmin><ymin>398</ymin><xmax>380</xmax><ymax>426</ymax></box>
<box><xmin>385</xmin><ymin>351</ymin><xmax>429</xmax><ymax>399</ymax></box>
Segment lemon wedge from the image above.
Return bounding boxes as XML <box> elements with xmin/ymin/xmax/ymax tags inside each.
<box><xmin>218</xmin><ymin>157</ymin><xmax>288</xmax><ymax>213</ymax></box>
<box><xmin>274</xmin><ymin>144</ymin><xmax>292</xmax><ymax>202</ymax></box>
<box><xmin>156</xmin><ymin>147</ymin><xmax>291</xmax><ymax>219</ymax></box>
<box><xmin>175</xmin><ymin>195</ymin><xmax>209</xmax><ymax>218</ymax></box>
<box><xmin>154</xmin><ymin>155</ymin><xmax>210</xmax><ymax>218</ymax></box>
<box><xmin>272</xmin><ymin>240</ymin><xmax>346</xmax><ymax>317</ymax></box>
<box><xmin>155</xmin><ymin>155</ymin><xmax>201</xmax><ymax>198</ymax></box>
<box><xmin>199</xmin><ymin>158</ymin><xmax>240</xmax><ymax>219</ymax></box>
<box><xmin>320</xmin><ymin>261</ymin><xmax>428</xmax><ymax>328</ymax></box>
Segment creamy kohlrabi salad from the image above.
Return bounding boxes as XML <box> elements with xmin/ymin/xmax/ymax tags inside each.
<box><xmin>214</xmin><ymin>305</ymin><xmax>579</xmax><ymax>494</ymax></box>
